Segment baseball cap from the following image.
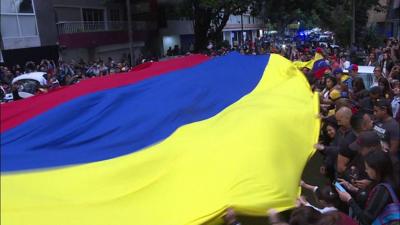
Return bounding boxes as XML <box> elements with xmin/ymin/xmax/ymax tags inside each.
<box><xmin>333</xmin><ymin>68</ymin><xmax>343</xmax><ymax>76</ymax></box>
<box><xmin>350</xmin><ymin>64</ymin><xmax>358</xmax><ymax>72</ymax></box>
<box><xmin>349</xmin><ymin>131</ymin><xmax>380</xmax><ymax>152</ymax></box>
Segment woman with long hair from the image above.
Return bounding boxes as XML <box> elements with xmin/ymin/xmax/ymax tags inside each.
<box><xmin>378</xmin><ymin>77</ymin><xmax>394</xmax><ymax>100</ymax></box>
<box><xmin>336</xmin><ymin>150</ymin><xmax>399</xmax><ymax>225</ymax></box>
<box><xmin>351</xmin><ymin>77</ymin><xmax>368</xmax><ymax>101</ymax></box>
<box><xmin>321</xmin><ymin>76</ymin><xmax>338</xmax><ymax>105</ymax></box>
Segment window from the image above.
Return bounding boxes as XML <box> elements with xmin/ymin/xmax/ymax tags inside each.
<box><xmin>110</xmin><ymin>9</ymin><xmax>120</xmax><ymax>21</ymax></box>
<box><xmin>18</xmin><ymin>0</ymin><xmax>33</xmax><ymax>13</ymax></box>
<box><xmin>82</xmin><ymin>8</ymin><xmax>104</xmax><ymax>22</ymax></box>
<box><xmin>1</xmin><ymin>0</ymin><xmax>33</xmax><ymax>13</ymax></box>
<box><xmin>1</xmin><ymin>0</ymin><xmax>18</xmax><ymax>13</ymax></box>
<box><xmin>0</xmin><ymin>0</ymin><xmax>38</xmax><ymax>38</ymax></box>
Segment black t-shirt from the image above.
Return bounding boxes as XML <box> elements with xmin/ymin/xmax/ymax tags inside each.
<box><xmin>338</xmin><ymin>130</ymin><xmax>369</xmax><ymax>181</ymax></box>
<box><xmin>373</xmin><ymin>118</ymin><xmax>400</xmax><ymax>147</ymax></box>
<box><xmin>338</xmin><ymin>130</ymin><xmax>357</xmax><ymax>159</ymax></box>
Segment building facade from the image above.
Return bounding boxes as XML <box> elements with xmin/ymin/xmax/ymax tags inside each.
<box><xmin>1</xmin><ymin>0</ymin><xmax>58</xmax><ymax>66</ymax></box>
<box><xmin>53</xmin><ymin>0</ymin><xmax>160</xmax><ymax>63</ymax></box>
<box><xmin>222</xmin><ymin>14</ymin><xmax>265</xmax><ymax>47</ymax></box>
<box><xmin>368</xmin><ymin>0</ymin><xmax>400</xmax><ymax>39</ymax></box>
<box><xmin>1</xmin><ymin>0</ymin><xmax>161</xmax><ymax>66</ymax></box>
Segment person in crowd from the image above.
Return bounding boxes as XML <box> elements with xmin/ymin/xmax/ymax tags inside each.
<box><xmin>350</xmin><ymin>77</ymin><xmax>368</xmax><ymax>101</ymax></box>
<box><xmin>300</xmin><ymin>182</ymin><xmax>340</xmax><ymax>214</ymax></box>
<box><xmin>335</xmin><ymin>107</ymin><xmax>357</xmax><ymax>175</ymax></box>
<box><xmin>378</xmin><ymin>77</ymin><xmax>393</xmax><ymax>99</ymax></box>
<box><xmin>365</xmin><ymin>52</ymin><xmax>378</xmax><ymax>67</ymax></box>
<box><xmin>315</xmin><ymin>122</ymin><xmax>339</xmax><ymax>180</ymax></box>
<box><xmin>315</xmin><ymin>211</ymin><xmax>359</xmax><ymax>225</ymax></box>
<box><xmin>336</xmin><ymin>150</ymin><xmax>400</xmax><ymax>225</ymax></box>
<box><xmin>388</xmin><ymin>63</ymin><xmax>400</xmax><ymax>82</ymax></box>
<box><xmin>380</xmin><ymin>50</ymin><xmax>394</xmax><ymax>77</ymax></box>
<box><xmin>173</xmin><ymin>45</ymin><xmax>180</xmax><ymax>56</ymax></box>
<box><xmin>166</xmin><ymin>47</ymin><xmax>173</xmax><ymax>56</ymax></box>
<box><xmin>223</xmin><ymin>208</ymin><xmax>242</xmax><ymax>225</ymax></box>
<box><xmin>338</xmin><ymin>70</ymin><xmax>352</xmax><ymax>97</ymax></box>
<box><xmin>372</xmin><ymin>65</ymin><xmax>384</xmax><ymax>87</ymax></box>
<box><xmin>267</xmin><ymin>206</ymin><xmax>321</xmax><ymax>225</ymax></box>
<box><xmin>321</xmin><ymin>76</ymin><xmax>338</xmax><ymax>105</ymax></box>
<box><xmin>373</xmin><ymin>98</ymin><xmax>399</xmax><ymax>161</ymax></box>
<box><xmin>348</xmin><ymin>64</ymin><xmax>358</xmax><ymax>79</ymax></box>
<box><xmin>374</xmin><ymin>97</ymin><xmax>400</xmax><ymax>194</ymax></box>
<box><xmin>336</xmin><ymin>114</ymin><xmax>374</xmax><ymax>191</ymax></box>
<box><xmin>358</xmin><ymin>86</ymin><xmax>382</xmax><ymax>114</ymax></box>
<box><xmin>391</xmin><ymin>80</ymin><xmax>400</xmax><ymax>122</ymax></box>
<box><xmin>338</xmin><ymin>131</ymin><xmax>380</xmax><ymax>191</ymax></box>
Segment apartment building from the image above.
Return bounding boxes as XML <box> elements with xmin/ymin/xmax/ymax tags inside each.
<box><xmin>1</xmin><ymin>0</ymin><xmax>160</xmax><ymax>65</ymax></box>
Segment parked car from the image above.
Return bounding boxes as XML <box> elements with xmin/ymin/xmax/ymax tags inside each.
<box><xmin>11</xmin><ymin>72</ymin><xmax>48</xmax><ymax>99</ymax></box>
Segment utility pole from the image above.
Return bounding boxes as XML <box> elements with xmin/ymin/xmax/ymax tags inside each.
<box><xmin>351</xmin><ymin>0</ymin><xmax>355</xmax><ymax>46</ymax></box>
<box><xmin>126</xmin><ymin>0</ymin><xmax>134</xmax><ymax>66</ymax></box>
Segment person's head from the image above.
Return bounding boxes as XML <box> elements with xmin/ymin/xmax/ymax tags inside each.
<box><xmin>349</xmin><ymin>131</ymin><xmax>381</xmax><ymax>156</ymax></box>
<box><xmin>325</xmin><ymin>76</ymin><xmax>337</xmax><ymax>89</ymax></box>
<box><xmin>364</xmin><ymin>150</ymin><xmax>393</xmax><ymax>183</ymax></box>
<box><xmin>349</xmin><ymin>64</ymin><xmax>358</xmax><ymax>77</ymax></box>
<box><xmin>334</xmin><ymin>98</ymin><xmax>352</xmax><ymax>111</ymax></box>
<box><xmin>383</xmin><ymin>51</ymin><xmax>390</xmax><ymax>60</ymax></box>
<box><xmin>369</xmin><ymin>86</ymin><xmax>382</xmax><ymax>101</ymax></box>
<box><xmin>25</xmin><ymin>61</ymin><xmax>36</xmax><ymax>72</ymax></box>
<box><xmin>373</xmin><ymin>98</ymin><xmax>392</xmax><ymax>119</ymax></box>
<box><xmin>378</xmin><ymin>77</ymin><xmax>391</xmax><ymax>93</ymax></box>
<box><xmin>316</xmin><ymin>212</ymin><xmax>355</xmax><ymax>225</ymax></box>
<box><xmin>352</xmin><ymin>77</ymin><xmax>365</xmax><ymax>93</ymax></box>
<box><xmin>315</xmin><ymin>185</ymin><xmax>339</xmax><ymax>207</ymax></box>
<box><xmin>335</xmin><ymin>107</ymin><xmax>352</xmax><ymax>128</ymax></box>
<box><xmin>369</xmin><ymin>53</ymin><xmax>376</xmax><ymax>61</ymax></box>
<box><xmin>373</xmin><ymin>66</ymin><xmax>382</xmax><ymax>78</ymax></box>
<box><xmin>325</xmin><ymin>123</ymin><xmax>338</xmax><ymax>139</ymax></box>
<box><xmin>350</xmin><ymin>112</ymin><xmax>373</xmax><ymax>133</ymax></box>
<box><xmin>289</xmin><ymin>206</ymin><xmax>321</xmax><ymax>225</ymax></box>
<box><xmin>390</xmin><ymin>65</ymin><xmax>400</xmax><ymax>79</ymax></box>
<box><xmin>332</xmin><ymin>69</ymin><xmax>343</xmax><ymax>80</ymax></box>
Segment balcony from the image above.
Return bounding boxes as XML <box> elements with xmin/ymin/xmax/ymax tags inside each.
<box><xmin>223</xmin><ymin>23</ymin><xmax>266</xmax><ymax>31</ymax></box>
<box><xmin>56</xmin><ymin>21</ymin><xmax>158</xmax><ymax>35</ymax></box>
<box><xmin>56</xmin><ymin>21</ymin><xmax>157</xmax><ymax>49</ymax></box>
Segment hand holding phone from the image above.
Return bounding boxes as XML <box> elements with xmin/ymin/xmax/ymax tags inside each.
<box><xmin>334</xmin><ymin>181</ymin><xmax>346</xmax><ymax>192</ymax></box>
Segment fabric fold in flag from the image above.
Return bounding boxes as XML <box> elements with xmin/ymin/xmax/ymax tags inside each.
<box><xmin>1</xmin><ymin>53</ymin><xmax>320</xmax><ymax>225</ymax></box>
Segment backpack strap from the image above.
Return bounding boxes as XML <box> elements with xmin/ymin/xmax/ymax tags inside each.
<box><xmin>379</xmin><ymin>183</ymin><xmax>399</xmax><ymax>203</ymax></box>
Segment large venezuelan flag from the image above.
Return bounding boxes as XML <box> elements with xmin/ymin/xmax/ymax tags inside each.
<box><xmin>1</xmin><ymin>53</ymin><xmax>320</xmax><ymax>225</ymax></box>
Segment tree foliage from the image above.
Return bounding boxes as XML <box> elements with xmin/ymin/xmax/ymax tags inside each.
<box><xmin>262</xmin><ymin>0</ymin><xmax>382</xmax><ymax>47</ymax></box>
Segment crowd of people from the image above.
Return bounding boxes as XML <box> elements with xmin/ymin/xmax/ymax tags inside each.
<box><xmin>221</xmin><ymin>38</ymin><xmax>400</xmax><ymax>225</ymax></box>
<box><xmin>0</xmin><ymin>57</ymin><xmax>134</xmax><ymax>101</ymax></box>
<box><xmin>1</xmin><ymin>34</ymin><xmax>399</xmax><ymax>224</ymax></box>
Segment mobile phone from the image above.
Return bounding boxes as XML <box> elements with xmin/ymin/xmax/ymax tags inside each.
<box><xmin>334</xmin><ymin>181</ymin><xmax>346</xmax><ymax>192</ymax></box>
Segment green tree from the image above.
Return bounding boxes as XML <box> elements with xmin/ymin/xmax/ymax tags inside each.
<box><xmin>262</xmin><ymin>0</ymin><xmax>382</xmax><ymax>47</ymax></box>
